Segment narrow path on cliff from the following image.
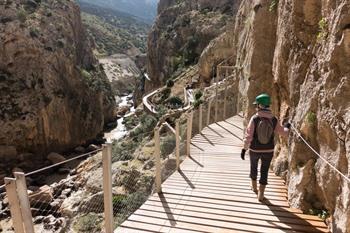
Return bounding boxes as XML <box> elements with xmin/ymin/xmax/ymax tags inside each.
<box><xmin>115</xmin><ymin>115</ymin><xmax>329</xmax><ymax>233</ymax></box>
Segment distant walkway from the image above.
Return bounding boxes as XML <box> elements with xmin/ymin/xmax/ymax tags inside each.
<box><xmin>115</xmin><ymin>115</ymin><xmax>329</xmax><ymax>233</ymax></box>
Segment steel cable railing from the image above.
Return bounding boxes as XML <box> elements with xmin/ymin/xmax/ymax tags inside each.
<box><xmin>291</xmin><ymin>124</ymin><xmax>350</xmax><ymax>183</ymax></box>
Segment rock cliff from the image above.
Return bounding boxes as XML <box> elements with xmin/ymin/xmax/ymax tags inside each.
<box><xmin>146</xmin><ymin>0</ymin><xmax>241</xmax><ymax>92</ymax></box>
<box><xmin>230</xmin><ymin>0</ymin><xmax>350</xmax><ymax>232</ymax></box>
<box><xmin>0</xmin><ymin>0</ymin><xmax>115</xmax><ymax>161</ymax></box>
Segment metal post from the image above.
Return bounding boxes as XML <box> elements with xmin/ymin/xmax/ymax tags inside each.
<box><xmin>175</xmin><ymin>120</ymin><xmax>180</xmax><ymax>170</ymax></box>
<box><xmin>154</xmin><ymin>127</ymin><xmax>162</xmax><ymax>193</ymax></box>
<box><xmin>14</xmin><ymin>173</ymin><xmax>34</xmax><ymax>233</ymax></box>
<box><xmin>186</xmin><ymin>111</ymin><xmax>194</xmax><ymax>156</ymax></box>
<box><xmin>4</xmin><ymin>178</ymin><xmax>25</xmax><ymax>233</ymax></box>
<box><xmin>102</xmin><ymin>143</ymin><xmax>114</xmax><ymax>233</ymax></box>
<box><xmin>199</xmin><ymin>104</ymin><xmax>203</xmax><ymax>132</ymax></box>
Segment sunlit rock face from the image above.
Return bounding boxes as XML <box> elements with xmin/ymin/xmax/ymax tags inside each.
<box><xmin>230</xmin><ymin>0</ymin><xmax>350</xmax><ymax>232</ymax></box>
<box><xmin>0</xmin><ymin>0</ymin><xmax>115</xmax><ymax>159</ymax></box>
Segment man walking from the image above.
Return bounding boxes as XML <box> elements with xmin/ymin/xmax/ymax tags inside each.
<box><xmin>241</xmin><ymin>93</ymin><xmax>290</xmax><ymax>202</ymax></box>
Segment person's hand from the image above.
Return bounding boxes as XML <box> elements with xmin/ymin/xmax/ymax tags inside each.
<box><xmin>284</xmin><ymin>122</ymin><xmax>291</xmax><ymax>129</ymax></box>
<box><xmin>241</xmin><ymin>149</ymin><xmax>246</xmax><ymax>160</ymax></box>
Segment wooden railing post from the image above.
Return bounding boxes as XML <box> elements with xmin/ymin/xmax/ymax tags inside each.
<box><xmin>199</xmin><ymin>104</ymin><xmax>203</xmax><ymax>132</ymax></box>
<box><xmin>175</xmin><ymin>120</ymin><xmax>180</xmax><ymax>170</ymax></box>
<box><xmin>223</xmin><ymin>83</ymin><xmax>228</xmax><ymax>120</ymax></box>
<box><xmin>102</xmin><ymin>143</ymin><xmax>114</xmax><ymax>233</ymax></box>
<box><xmin>4</xmin><ymin>178</ymin><xmax>25</xmax><ymax>233</ymax></box>
<box><xmin>154</xmin><ymin>127</ymin><xmax>162</xmax><ymax>193</ymax></box>
<box><xmin>14</xmin><ymin>173</ymin><xmax>34</xmax><ymax>233</ymax></box>
<box><xmin>186</xmin><ymin>111</ymin><xmax>193</xmax><ymax>156</ymax></box>
<box><xmin>215</xmin><ymin>67</ymin><xmax>220</xmax><ymax>122</ymax></box>
<box><xmin>207</xmin><ymin>99</ymin><xmax>212</xmax><ymax>126</ymax></box>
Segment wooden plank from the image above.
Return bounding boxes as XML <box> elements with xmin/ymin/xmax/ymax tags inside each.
<box><xmin>115</xmin><ymin>116</ymin><xmax>328</xmax><ymax>233</ymax></box>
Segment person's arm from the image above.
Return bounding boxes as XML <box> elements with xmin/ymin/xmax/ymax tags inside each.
<box><xmin>243</xmin><ymin>116</ymin><xmax>255</xmax><ymax>150</ymax></box>
<box><xmin>274</xmin><ymin>119</ymin><xmax>290</xmax><ymax>137</ymax></box>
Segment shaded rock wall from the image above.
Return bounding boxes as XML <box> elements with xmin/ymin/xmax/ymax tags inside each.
<box><xmin>0</xmin><ymin>0</ymin><xmax>115</xmax><ymax>160</ymax></box>
<box><xmin>231</xmin><ymin>0</ymin><xmax>350</xmax><ymax>231</ymax></box>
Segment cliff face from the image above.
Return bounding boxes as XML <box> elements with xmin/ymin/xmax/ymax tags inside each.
<box><xmin>0</xmin><ymin>0</ymin><xmax>115</xmax><ymax>160</ymax></box>
<box><xmin>231</xmin><ymin>0</ymin><xmax>350</xmax><ymax>232</ymax></box>
<box><xmin>146</xmin><ymin>0</ymin><xmax>241</xmax><ymax>92</ymax></box>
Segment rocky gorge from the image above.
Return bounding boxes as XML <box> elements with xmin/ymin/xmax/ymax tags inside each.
<box><xmin>0</xmin><ymin>0</ymin><xmax>349</xmax><ymax>232</ymax></box>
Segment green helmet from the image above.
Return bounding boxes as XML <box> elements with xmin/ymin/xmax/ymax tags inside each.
<box><xmin>253</xmin><ymin>93</ymin><xmax>271</xmax><ymax>106</ymax></box>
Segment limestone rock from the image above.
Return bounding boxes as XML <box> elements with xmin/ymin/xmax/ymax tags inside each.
<box><xmin>0</xmin><ymin>146</ymin><xmax>17</xmax><ymax>161</ymax></box>
<box><xmin>145</xmin><ymin>0</ymin><xmax>241</xmax><ymax>93</ymax></box>
<box><xmin>0</xmin><ymin>0</ymin><xmax>115</xmax><ymax>159</ymax></box>
<box><xmin>47</xmin><ymin>152</ymin><xmax>66</xmax><ymax>164</ymax></box>
<box><xmin>29</xmin><ymin>185</ymin><xmax>53</xmax><ymax>205</ymax></box>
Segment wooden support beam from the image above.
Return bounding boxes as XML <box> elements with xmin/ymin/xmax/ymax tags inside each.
<box><xmin>4</xmin><ymin>178</ymin><xmax>25</xmax><ymax>233</ymax></box>
<box><xmin>102</xmin><ymin>143</ymin><xmax>114</xmax><ymax>233</ymax></box>
<box><xmin>199</xmin><ymin>104</ymin><xmax>203</xmax><ymax>132</ymax></box>
<box><xmin>186</xmin><ymin>112</ymin><xmax>193</xmax><ymax>156</ymax></box>
<box><xmin>14</xmin><ymin>173</ymin><xmax>34</xmax><ymax>233</ymax></box>
<box><xmin>154</xmin><ymin>128</ymin><xmax>162</xmax><ymax>193</ymax></box>
<box><xmin>224</xmin><ymin>84</ymin><xmax>228</xmax><ymax>119</ymax></box>
<box><xmin>175</xmin><ymin>120</ymin><xmax>180</xmax><ymax>170</ymax></box>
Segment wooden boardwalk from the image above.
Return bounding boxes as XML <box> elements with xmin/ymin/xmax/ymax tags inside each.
<box><xmin>115</xmin><ymin>116</ymin><xmax>329</xmax><ymax>233</ymax></box>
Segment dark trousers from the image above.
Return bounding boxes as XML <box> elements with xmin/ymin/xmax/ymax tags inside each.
<box><xmin>249</xmin><ymin>151</ymin><xmax>273</xmax><ymax>185</ymax></box>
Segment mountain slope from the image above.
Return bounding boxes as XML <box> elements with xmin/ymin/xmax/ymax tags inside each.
<box><xmin>78</xmin><ymin>1</ymin><xmax>150</xmax><ymax>56</ymax></box>
<box><xmin>78</xmin><ymin>0</ymin><xmax>158</xmax><ymax>23</ymax></box>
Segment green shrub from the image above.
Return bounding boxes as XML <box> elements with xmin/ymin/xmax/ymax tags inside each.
<box><xmin>161</xmin><ymin>134</ymin><xmax>176</xmax><ymax>158</ymax></box>
<box><xmin>166</xmin><ymin>79</ymin><xmax>174</xmax><ymax>88</ymax></box>
<box><xmin>17</xmin><ymin>7</ymin><xmax>27</xmax><ymax>23</ymax></box>
<box><xmin>29</xmin><ymin>27</ymin><xmax>40</xmax><ymax>38</ymax></box>
<box><xmin>161</xmin><ymin>88</ymin><xmax>171</xmax><ymax>101</ymax></box>
<box><xmin>194</xmin><ymin>90</ymin><xmax>203</xmax><ymax>100</ymax></box>
<box><xmin>167</xmin><ymin>96</ymin><xmax>183</xmax><ymax>109</ymax></box>
<box><xmin>156</xmin><ymin>105</ymin><xmax>168</xmax><ymax>119</ymax></box>
<box><xmin>269</xmin><ymin>0</ymin><xmax>279</xmax><ymax>12</ymax></box>
<box><xmin>317</xmin><ymin>18</ymin><xmax>328</xmax><ymax>41</ymax></box>
<box><xmin>193</xmin><ymin>99</ymin><xmax>203</xmax><ymax>108</ymax></box>
<box><xmin>140</xmin><ymin>114</ymin><xmax>157</xmax><ymax>132</ymax></box>
<box><xmin>306</xmin><ymin>111</ymin><xmax>317</xmax><ymax>124</ymax></box>
<box><xmin>73</xmin><ymin>213</ymin><xmax>102</xmax><ymax>232</ymax></box>
<box><xmin>112</xmin><ymin>140</ymin><xmax>137</xmax><ymax>162</ymax></box>
<box><xmin>309</xmin><ymin>209</ymin><xmax>330</xmax><ymax>220</ymax></box>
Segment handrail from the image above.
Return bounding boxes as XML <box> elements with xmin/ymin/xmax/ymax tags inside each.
<box><xmin>25</xmin><ymin>149</ymin><xmax>102</xmax><ymax>177</ymax></box>
<box><xmin>142</xmin><ymin>66</ymin><xmax>197</xmax><ymax>115</ymax></box>
<box><xmin>291</xmin><ymin>124</ymin><xmax>350</xmax><ymax>183</ymax></box>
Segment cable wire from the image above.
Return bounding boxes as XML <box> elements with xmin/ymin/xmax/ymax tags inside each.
<box><xmin>291</xmin><ymin>124</ymin><xmax>350</xmax><ymax>183</ymax></box>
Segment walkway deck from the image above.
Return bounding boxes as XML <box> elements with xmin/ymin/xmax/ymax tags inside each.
<box><xmin>115</xmin><ymin>115</ymin><xmax>329</xmax><ymax>233</ymax></box>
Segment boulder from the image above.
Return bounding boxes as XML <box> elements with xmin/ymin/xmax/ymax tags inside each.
<box><xmin>0</xmin><ymin>146</ymin><xmax>17</xmax><ymax>161</ymax></box>
<box><xmin>47</xmin><ymin>152</ymin><xmax>66</xmax><ymax>164</ymax></box>
<box><xmin>74</xmin><ymin>146</ymin><xmax>85</xmax><ymax>153</ymax></box>
<box><xmin>29</xmin><ymin>185</ymin><xmax>53</xmax><ymax>205</ymax></box>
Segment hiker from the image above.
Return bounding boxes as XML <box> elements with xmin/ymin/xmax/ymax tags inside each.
<box><xmin>241</xmin><ymin>93</ymin><xmax>291</xmax><ymax>202</ymax></box>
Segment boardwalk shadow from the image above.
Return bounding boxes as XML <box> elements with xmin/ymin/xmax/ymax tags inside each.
<box><xmin>178</xmin><ymin>169</ymin><xmax>195</xmax><ymax>189</ymax></box>
<box><xmin>207</xmin><ymin>126</ymin><xmax>224</xmax><ymax>138</ymax></box>
<box><xmin>263</xmin><ymin>199</ymin><xmax>328</xmax><ymax>233</ymax></box>
<box><xmin>158</xmin><ymin>192</ymin><xmax>177</xmax><ymax>226</ymax></box>
<box><xmin>190</xmin><ymin>142</ymin><xmax>204</xmax><ymax>151</ymax></box>
<box><xmin>216</xmin><ymin>122</ymin><xmax>243</xmax><ymax>141</ymax></box>
<box><xmin>224</xmin><ymin>120</ymin><xmax>244</xmax><ymax>130</ymax></box>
